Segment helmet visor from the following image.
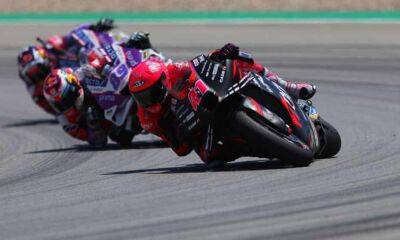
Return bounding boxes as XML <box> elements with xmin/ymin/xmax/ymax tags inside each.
<box><xmin>132</xmin><ymin>80</ymin><xmax>166</xmax><ymax>108</ymax></box>
<box><xmin>25</xmin><ymin>64</ymin><xmax>50</xmax><ymax>84</ymax></box>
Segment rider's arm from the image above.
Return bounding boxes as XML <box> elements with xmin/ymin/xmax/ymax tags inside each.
<box><xmin>163</xmin><ymin>61</ymin><xmax>196</xmax><ymax>100</ymax></box>
<box><xmin>235</xmin><ymin>59</ymin><xmax>265</xmax><ymax>75</ymax></box>
<box><xmin>56</xmin><ymin>113</ymin><xmax>88</xmax><ymax>141</ymax></box>
<box><xmin>136</xmin><ymin>105</ymin><xmax>192</xmax><ymax>156</ymax></box>
<box><xmin>208</xmin><ymin>43</ymin><xmax>265</xmax><ymax>75</ymax></box>
<box><xmin>46</xmin><ymin>19</ymin><xmax>112</xmax><ymax>52</ymax></box>
<box><xmin>29</xmin><ymin>84</ymin><xmax>56</xmax><ymax>115</ymax></box>
<box><xmin>46</xmin><ymin>23</ymin><xmax>91</xmax><ymax>52</ymax></box>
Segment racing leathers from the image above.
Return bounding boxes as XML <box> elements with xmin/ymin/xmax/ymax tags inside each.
<box><xmin>132</xmin><ymin>44</ymin><xmax>317</xmax><ymax>165</ymax></box>
<box><xmin>17</xmin><ymin>18</ymin><xmax>118</xmax><ymax>116</ymax></box>
<box><xmin>52</xmin><ymin>32</ymin><xmax>157</xmax><ymax>146</ymax></box>
<box><xmin>54</xmin><ymin>86</ymin><xmax>108</xmax><ymax>146</ymax></box>
<box><xmin>43</xmin><ymin>67</ymin><xmax>109</xmax><ymax>147</ymax></box>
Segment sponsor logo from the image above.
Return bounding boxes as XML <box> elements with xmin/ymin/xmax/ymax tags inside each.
<box><xmin>125</xmin><ymin>50</ymin><xmax>138</xmax><ymax>67</ymax></box>
<box><xmin>146</xmin><ymin>61</ymin><xmax>161</xmax><ymax>73</ymax></box>
<box><xmin>99</xmin><ymin>95</ymin><xmax>116</xmax><ymax>102</ymax></box>
<box><xmin>72</xmin><ymin>29</ymin><xmax>92</xmax><ymax>46</ymax></box>
<box><xmin>219</xmin><ymin>68</ymin><xmax>226</xmax><ymax>83</ymax></box>
<box><xmin>109</xmin><ymin>64</ymin><xmax>129</xmax><ymax>90</ymax></box>
<box><xmin>84</xmin><ymin>77</ymin><xmax>105</xmax><ymax>87</ymax></box>
<box><xmin>134</xmin><ymin>80</ymin><xmax>144</xmax><ymax>87</ymax></box>
<box><xmin>192</xmin><ymin>55</ymin><xmax>206</xmax><ymax>67</ymax></box>
<box><xmin>103</xmin><ymin>44</ymin><xmax>117</xmax><ymax>60</ymax></box>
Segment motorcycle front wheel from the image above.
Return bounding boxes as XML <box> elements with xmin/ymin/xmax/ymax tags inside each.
<box><xmin>315</xmin><ymin>117</ymin><xmax>341</xmax><ymax>159</ymax></box>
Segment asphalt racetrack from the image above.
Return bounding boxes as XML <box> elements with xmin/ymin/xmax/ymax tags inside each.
<box><xmin>0</xmin><ymin>23</ymin><xmax>399</xmax><ymax>240</ymax></box>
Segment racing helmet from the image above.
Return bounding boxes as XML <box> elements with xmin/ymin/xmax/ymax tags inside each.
<box><xmin>43</xmin><ymin>68</ymin><xmax>84</xmax><ymax>113</ymax></box>
<box><xmin>17</xmin><ymin>45</ymin><xmax>50</xmax><ymax>84</ymax></box>
<box><xmin>128</xmin><ymin>59</ymin><xmax>167</xmax><ymax>109</ymax></box>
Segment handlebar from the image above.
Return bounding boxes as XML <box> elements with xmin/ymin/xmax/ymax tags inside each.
<box><xmin>36</xmin><ymin>37</ymin><xmax>47</xmax><ymax>47</ymax></box>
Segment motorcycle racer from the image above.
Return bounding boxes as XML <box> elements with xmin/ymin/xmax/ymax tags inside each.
<box><xmin>42</xmin><ymin>32</ymin><xmax>158</xmax><ymax>147</ymax></box>
<box><xmin>17</xmin><ymin>18</ymin><xmax>121</xmax><ymax>116</ymax></box>
<box><xmin>43</xmin><ymin>68</ymin><xmax>110</xmax><ymax>147</ymax></box>
<box><xmin>17</xmin><ymin>45</ymin><xmax>56</xmax><ymax>115</ymax></box>
<box><xmin>128</xmin><ymin>43</ymin><xmax>317</xmax><ymax>166</ymax></box>
<box><xmin>45</xmin><ymin>18</ymin><xmax>116</xmax><ymax>62</ymax></box>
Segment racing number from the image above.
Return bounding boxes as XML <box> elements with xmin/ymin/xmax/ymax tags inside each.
<box><xmin>188</xmin><ymin>79</ymin><xmax>209</xmax><ymax>111</ymax></box>
<box><xmin>109</xmin><ymin>64</ymin><xmax>129</xmax><ymax>90</ymax></box>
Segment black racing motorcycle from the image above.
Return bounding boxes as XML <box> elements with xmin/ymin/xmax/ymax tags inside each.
<box><xmin>173</xmin><ymin>54</ymin><xmax>341</xmax><ymax>167</ymax></box>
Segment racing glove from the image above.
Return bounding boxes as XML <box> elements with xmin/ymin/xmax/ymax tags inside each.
<box><xmin>210</xmin><ymin>43</ymin><xmax>239</xmax><ymax>62</ymax></box>
<box><xmin>125</xmin><ymin>32</ymin><xmax>152</xmax><ymax>50</ymax></box>
<box><xmin>90</xmin><ymin>18</ymin><xmax>115</xmax><ymax>32</ymax></box>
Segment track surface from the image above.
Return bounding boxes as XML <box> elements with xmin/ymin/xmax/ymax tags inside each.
<box><xmin>0</xmin><ymin>23</ymin><xmax>399</xmax><ymax>240</ymax></box>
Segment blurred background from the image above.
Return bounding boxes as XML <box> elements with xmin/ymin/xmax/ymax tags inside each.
<box><xmin>1</xmin><ymin>0</ymin><xmax>400</xmax><ymax>11</ymax></box>
<box><xmin>1</xmin><ymin>1</ymin><xmax>400</xmax><ymax>240</ymax></box>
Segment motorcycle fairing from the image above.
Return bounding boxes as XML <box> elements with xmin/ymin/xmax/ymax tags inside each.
<box><xmin>190</xmin><ymin>54</ymin><xmax>229</xmax><ymax>96</ymax></box>
<box><xmin>82</xmin><ymin>44</ymin><xmax>132</xmax><ymax>127</ymax></box>
<box><xmin>189</xmin><ymin>54</ymin><xmax>318</xmax><ymax>151</ymax></box>
<box><xmin>104</xmin><ymin>97</ymin><xmax>135</xmax><ymax>127</ymax></box>
<box><xmin>242</xmin><ymin>97</ymin><xmax>291</xmax><ymax>135</ymax></box>
<box><xmin>237</xmin><ymin>73</ymin><xmax>319</xmax><ymax>151</ymax></box>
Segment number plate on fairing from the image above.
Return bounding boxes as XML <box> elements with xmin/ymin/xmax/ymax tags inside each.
<box><xmin>190</xmin><ymin>55</ymin><xmax>228</xmax><ymax>95</ymax></box>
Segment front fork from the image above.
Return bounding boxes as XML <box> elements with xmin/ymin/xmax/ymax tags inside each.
<box><xmin>299</xmin><ymin>100</ymin><xmax>327</xmax><ymax>157</ymax></box>
<box><xmin>300</xmin><ymin>100</ymin><xmax>319</xmax><ymax>122</ymax></box>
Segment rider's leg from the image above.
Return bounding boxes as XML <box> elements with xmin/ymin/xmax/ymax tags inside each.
<box><xmin>263</xmin><ymin>68</ymin><xmax>316</xmax><ymax>100</ymax></box>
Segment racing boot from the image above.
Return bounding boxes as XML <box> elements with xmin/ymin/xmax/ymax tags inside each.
<box><xmin>264</xmin><ymin>68</ymin><xmax>316</xmax><ymax>100</ymax></box>
<box><xmin>285</xmin><ymin>82</ymin><xmax>317</xmax><ymax>100</ymax></box>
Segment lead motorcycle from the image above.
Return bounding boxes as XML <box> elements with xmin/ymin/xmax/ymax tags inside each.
<box><xmin>175</xmin><ymin>54</ymin><xmax>341</xmax><ymax>166</ymax></box>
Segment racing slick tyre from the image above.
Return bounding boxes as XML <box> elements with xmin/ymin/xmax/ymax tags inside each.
<box><xmin>231</xmin><ymin>110</ymin><xmax>314</xmax><ymax>167</ymax></box>
<box><xmin>109</xmin><ymin>129</ymin><xmax>135</xmax><ymax>147</ymax></box>
<box><xmin>316</xmin><ymin>117</ymin><xmax>341</xmax><ymax>159</ymax></box>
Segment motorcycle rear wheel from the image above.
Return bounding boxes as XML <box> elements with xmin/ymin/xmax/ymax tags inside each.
<box><xmin>109</xmin><ymin>129</ymin><xmax>135</xmax><ymax>147</ymax></box>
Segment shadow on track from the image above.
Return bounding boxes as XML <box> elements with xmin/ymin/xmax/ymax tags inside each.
<box><xmin>26</xmin><ymin>140</ymin><xmax>168</xmax><ymax>154</ymax></box>
<box><xmin>103</xmin><ymin>159</ymin><xmax>294</xmax><ymax>175</ymax></box>
<box><xmin>2</xmin><ymin>118</ymin><xmax>58</xmax><ymax>128</ymax></box>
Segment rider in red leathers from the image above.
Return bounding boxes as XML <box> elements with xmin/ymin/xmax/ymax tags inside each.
<box><xmin>17</xmin><ymin>45</ymin><xmax>56</xmax><ymax>115</ymax></box>
<box><xmin>129</xmin><ymin>43</ymin><xmax>317</xmax><ymax>167</ymax></box>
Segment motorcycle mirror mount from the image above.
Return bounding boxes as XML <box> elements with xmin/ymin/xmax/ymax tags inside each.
<box><xmin>224</xmin><ymin>58</ymin><xmax>234</xmax><ymax>84</ymax></box>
